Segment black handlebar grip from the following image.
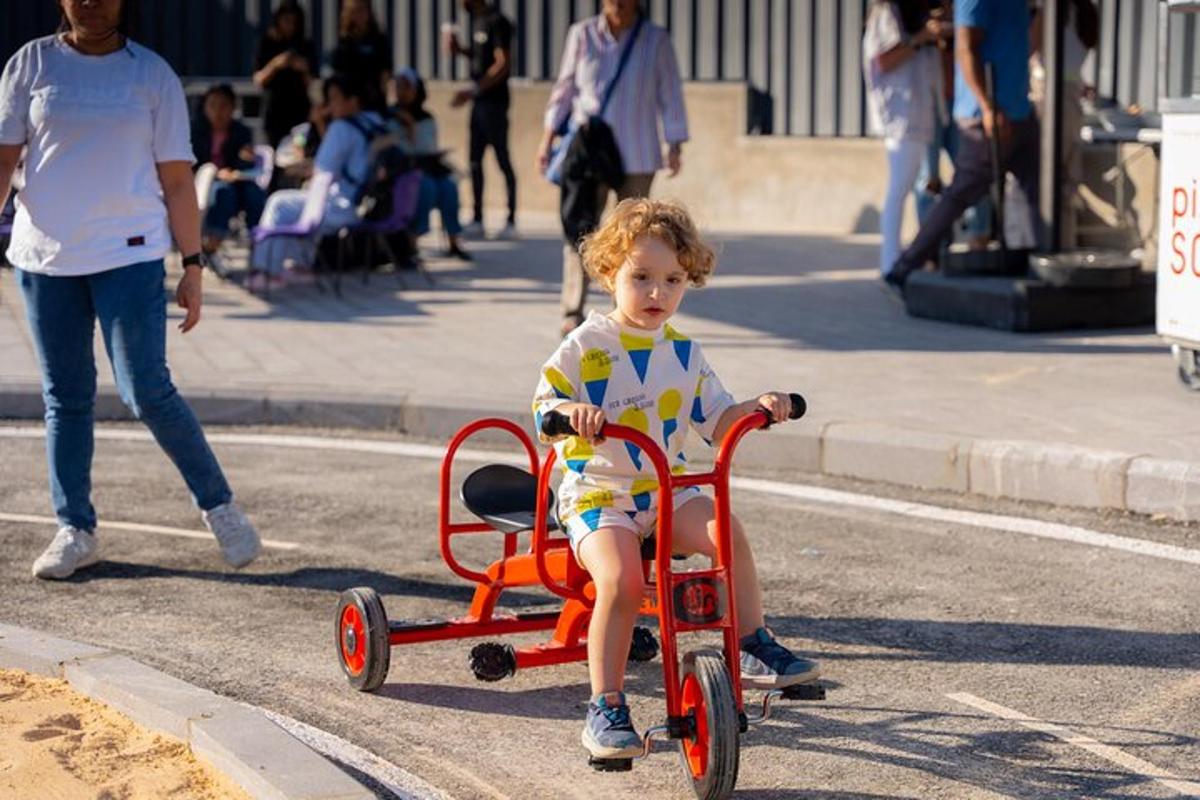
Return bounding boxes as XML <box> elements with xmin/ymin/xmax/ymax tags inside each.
<box><xmin>541</xmin><ymin>410</ymin><xmax>578</xmax><ymax>438</ymax></box>
<box><xmin>788</xmin><ymin>393</ymin><xmax>807</xmax><ymax>420</ymax></box>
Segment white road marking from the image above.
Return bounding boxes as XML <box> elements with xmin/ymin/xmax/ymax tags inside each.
<box><xmin>948</xmin><ymin>692</ymin><xmax>1200</xmax><ymax>797</ymax></box>
<box><xmin>731</xmin><ymin>477</ymin><xmax>1200</xmax><ymax>566</ymax></box>
<box><xmin>4</xmin><ymin>425</ymin><xmax>1199</xmax><ymax>567</ymax></box>
<box><xmin>255</xmin><ymin>706</ymin><xmax>451</xmax><ymax>800</ymax></box>
<box><xmin>0</xmin><ymin>512</ymin><xmax>300</xmax><ymax>551</ymax></box>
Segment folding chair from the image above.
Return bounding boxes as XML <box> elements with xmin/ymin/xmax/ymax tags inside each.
<box><xmin>248</xmin><ymin>171</ymin><xmax>333</xmax><ymax>299</ymax></box>
<box><xmin>334</xmin><ymin>169</ymin><xmax>427</xmax><ymax>295</ymax></box>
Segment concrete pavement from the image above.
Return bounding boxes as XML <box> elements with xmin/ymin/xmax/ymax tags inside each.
<box><xmin>1</xmin><ymin>225</ymin><xmax>1195</xmax><ymax>520</ymax></box>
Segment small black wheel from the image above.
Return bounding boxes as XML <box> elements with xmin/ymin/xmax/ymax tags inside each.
<box><xmin>335</xmin><ymin>587</ymin><xmax>390</xmax><ymax>692</ymax></box>
<box><xmin>469</xmin><ymin>642</ymin><xmax>517</xmax><ymax>681</ymax></box>
<box><xmin>629</xmin><ymin>626</ymin><xmax>659</xmax><ymax>662</ymax></box>
<box><xmin>1174</xmin><ymin>346</ymin><xmax>1200</xmax><ymax>391</ymax></box>
<box><xmin>677</xmin><ymin>650</ymin><xmax>740</xmax><ymax>800</ymax></box>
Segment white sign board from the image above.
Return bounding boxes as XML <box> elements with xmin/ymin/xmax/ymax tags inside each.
<box><xmin>1157</xmin><ymin>113</ymin><xmax>1200</xmax><ymax>345</ymax></box>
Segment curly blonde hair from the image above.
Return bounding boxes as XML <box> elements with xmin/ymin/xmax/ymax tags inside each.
<box><xmin>578</xmin><ymin>198</ymin><xmax>716</xmax><ymax>290</ymax></box>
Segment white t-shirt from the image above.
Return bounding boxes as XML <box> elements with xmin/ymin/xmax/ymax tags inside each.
<box><xmin>532</xmin><ymin>311</ymin><xmax>736</xmax><ymax>525</ymax></box>
<box><xmin>0</xmin><ymin>36</ymin><xmax>194</xmax><ymax>275</ymax></box>
<box><xmin>862</xmin><ymin>3</ymin><xmax>942</xmax><ymax>144</ymax></box>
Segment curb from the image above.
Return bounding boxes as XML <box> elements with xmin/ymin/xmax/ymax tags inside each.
<box><xmin>3</xmin><ymin>384</ymin><xmax>1199</xmax><ymax>523</ymax></box>
<box><xmin>0</xmin><ymin>622</ymin><xmax>376</xmax><ymax>800</ymax></box>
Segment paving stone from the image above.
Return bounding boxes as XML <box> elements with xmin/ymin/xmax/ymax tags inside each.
<box><xmin>0</xmin><ymin>622</ymin><xmax>109</xmax><ymax>677</ymax></box>
<box><xmin>190</xmin><ymin>706</ymin><xmax>375</xmax><ymax>800</ymax></box>
<box><xmin>64</xmin><ymin>654</ymin><xmax>232</xmax><ymax>740</ymax></box>
<box><xmin>822</xmin><ymin>423</ymin><xmax>968</xmax><ymax>492</ymax></box>
<box><xmin>1126</xmin><ymin>457</ymin><xmax>1200</xmax><ymax>521</ymax></box>
<box><xmin>968</xmin><ymin>440</ymin><xmax>1132</xmax><ymax>510</ymax></box>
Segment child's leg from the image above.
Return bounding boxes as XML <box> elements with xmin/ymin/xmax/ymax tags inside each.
<box><xmin>576</xmin><ymin>527</ymin><xmax>646</xmax><ymax>696</ymax></box>
<box><xmin>670</xmin><ymin>496</ymin><xmax>763</xmax><ymax>637</ymax></box>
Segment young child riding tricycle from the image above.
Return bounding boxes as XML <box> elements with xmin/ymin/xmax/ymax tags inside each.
<box><xmin>533</xmin><ymin>198</ymin><xmax>820</xmax><ymax>759</ymax></box>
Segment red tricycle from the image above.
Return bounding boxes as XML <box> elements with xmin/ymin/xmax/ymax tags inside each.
<box><xmin>334</xmin><ymin>394</ymin><xmax>824</xmax><ymax>800</ymax></box>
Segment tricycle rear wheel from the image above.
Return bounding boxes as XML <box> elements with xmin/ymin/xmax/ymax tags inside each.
<box><xmin>335</xmin><ymin>587</ymin><xmax>390</xmax><ymax>691</ymax></box>
<box><xmin>677</xmin><ymin>650</ymin><xmax>740</xmax><ymax>800</ymax></box>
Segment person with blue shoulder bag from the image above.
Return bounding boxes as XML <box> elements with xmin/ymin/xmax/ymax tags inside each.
<box><xmin>536</xmin><ymin>0</ymin><xmax>689</xmax><ymax>337</ymax></box>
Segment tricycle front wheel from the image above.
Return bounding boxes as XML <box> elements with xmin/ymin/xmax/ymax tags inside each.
<box><xmin>335</xmin><ymin>587</ymin><xmax>391</xmax><ymax>691</ymax></box>
<box><xmin>677</xmin><ymin>650</ymin><xmax>740</xmax><ymax>800</ymax></box>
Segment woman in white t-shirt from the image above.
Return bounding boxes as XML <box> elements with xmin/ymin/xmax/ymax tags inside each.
<box><xmin>0</xmin><ymin>0</ymin><xmax>260</xmax><ymax>580</ymax></box>
<box><xmin>862</xmin><ymin>0</ymin><xmax>948</xmax><ymax>277</ymax></box>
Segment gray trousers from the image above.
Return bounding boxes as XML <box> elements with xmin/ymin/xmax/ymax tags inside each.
<box><xmin>896</xmin><ymin>116</ymin><xmax>1043</xmax><ymax>277</ymax></box>
<box><xmin>561</xmin><ymin>172</ymin><xmax>655</xmax><ymax>323</ymax></box>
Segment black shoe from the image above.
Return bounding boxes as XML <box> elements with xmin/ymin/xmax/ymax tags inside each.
<box><xmin>446</xmin><ymin>243</ymin><xmax>472</xmax><ymax>261</ymax></box>
<box><xmin>880</xmin><ymin>268</ymin><xmax>907</xmax><ymax>305</ymax></box>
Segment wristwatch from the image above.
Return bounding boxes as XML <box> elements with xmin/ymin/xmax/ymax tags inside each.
<box><xmin>181</xmin><ymin>252</ymin><xmax>207</xmax><ymax>270</ymax></box>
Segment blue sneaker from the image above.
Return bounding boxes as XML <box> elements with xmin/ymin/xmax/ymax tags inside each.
<box><xmin>739</xmin><ymin>628</ymin><xmax>821</xmax><ymax>689</ymax></box>
<box><xmin>581</xmin><ymin>691</ymin><xmax>642</xmax><ymax>758</ymax></box>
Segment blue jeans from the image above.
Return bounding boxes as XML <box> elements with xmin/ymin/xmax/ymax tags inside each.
<box><xmin>413</xmin><ymin>173</ymin><xmax>462</xmax><ymax>237</ymax></box>
<box><xmin>204</xmin><ymin>179</ymin><xmax>267</xmax><ymax>235</ymax></box>
<box><xmin>18</xmin><ymin>259</ymin><xmax>232</xmax><ymax>531</ymax></box>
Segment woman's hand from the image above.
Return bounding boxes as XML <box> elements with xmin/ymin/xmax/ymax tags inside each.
<box><xmin>536</xmin><ymin>131</ymin><xmax>555</xmax><ymax>174</ymax></box>
<box><xmin>666</xmin><ymin>143</ymin><xmax>682</xmax><ymax>177</ymax></box>
<box><xmin>562</xmin><ymin>403</ymin><xmax>606</xmax><ymax>442</ymax></box>
<box><xmin>756</xmin><ymin>392</ymin><xmax>793</xmax><ymax>424</ymax></box>
<box><xmin>175</xmin><ymin>266</ymin><xmax>203</xmax><ymax>333</ymax></box>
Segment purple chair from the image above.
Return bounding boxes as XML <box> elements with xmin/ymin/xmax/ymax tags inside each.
<box><xmin>248</xmin><ymin>171</ymin><xmax>333</xmax><ymax>297</ymax></box>
<box><xmin>334</xmin><ymin>169</ymin><xmax>426</xmax><ymax>295</ymax></box>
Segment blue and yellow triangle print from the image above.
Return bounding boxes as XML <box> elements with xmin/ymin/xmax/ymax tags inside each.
<box><xmin>665</xmin><ymin>325</ymin><xmax>692</xmax><ymax>371</ymax></box>
<box><xmin>619</xmin><ymin>332</ymin><xmax>655</xmax><ymax>384</ymax></box>
<box><xmin>630</xmin><ymin>477</ymin><xmax>658</xmax><ymax>512</ymax></box>
<box><xmin>658</xmin><ymin>388</ymin><xmax>682</xmax><ymax>451</ymax></box>
<box><xmin>581</xmin><ymin>348</ymin><xmax>612</xmax><ymax>407</ymax></box>
<box><xmin>575</xmin><ymin>489</ymin><xmax>614</xmax><ymax>531</ymax></box>
<box><xmin>618</xmin><ymin>406</ymin><xmax>650</xmax><ymax>470</ymax></box>
<box><xmin>691</xmin><ymin>376</ymin><xmax>706</xmax><ymax>426</ymax></box>
<box><xmin>562</xmin><ymin>436</ymin><xmax>593</xmax><ymax>474</ymax></box>
<box><xmin>544</xmin><ymin>366</ymin><xmax>575</xmax><ymax>400</ymax></box>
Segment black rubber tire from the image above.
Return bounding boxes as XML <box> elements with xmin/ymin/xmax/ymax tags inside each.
<box><xmin>677</xmin><ymin>650</ymin><xmax>740</xmax><ymax>800</ymax></box>
<box><xmin>629</xmin><ymin>626</ymin><xmax>659</xmax><ymax>662</ymax></box>
<box><xmin>335</xmin><ymin>587</ymin><xmax>390</xmax><ymax>692</ymax></box>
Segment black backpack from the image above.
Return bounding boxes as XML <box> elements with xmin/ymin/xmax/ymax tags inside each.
<box><xmin>343</xmin><ymin>114</ymin><xmax>413</xmax><ymax>223</ymax></box>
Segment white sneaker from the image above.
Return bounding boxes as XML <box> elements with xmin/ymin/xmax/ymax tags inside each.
<box><xmin>32</xmin><ymin>526</ymin><xmax>100</xmax><ymax>580</ymax></box>
<box><xmin>461</xmin><ymin>221</ymin><xmax>485</xmax><ymax>239</ymax></box>
<box><xmin>202</xmin><ymin>501</ymin><xmax>261</xmax><ymax>568</ymax></box>
<box><xmin>491</xmin><ymin>222</ymin><xmax>518</xmax><ymax>241</ymax></box>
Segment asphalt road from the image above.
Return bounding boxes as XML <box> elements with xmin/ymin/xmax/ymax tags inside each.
<box><xmin>1</xmin><ymin>423</ymin><xmax>1198</xmax><ymax>800</ymax></box>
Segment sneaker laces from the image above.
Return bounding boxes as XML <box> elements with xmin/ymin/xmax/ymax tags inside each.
<box><xmin>601</xmin><ymin>703</ymin><xmax>632</xmax><ymax>728</ymax></box>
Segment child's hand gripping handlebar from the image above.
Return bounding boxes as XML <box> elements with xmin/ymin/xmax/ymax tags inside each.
<box><xmin>540</xmin><ymin>393</ymin><xmax>807</xmax><ymax>438</ymax></box>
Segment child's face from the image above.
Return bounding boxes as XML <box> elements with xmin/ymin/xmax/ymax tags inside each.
<box><xmin>608</xmin><ymin>235</ymin><xmax>688</xmax><ymax>330</ymax></box>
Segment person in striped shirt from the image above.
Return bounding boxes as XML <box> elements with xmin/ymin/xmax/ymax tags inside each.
<box><xmin>537</xmin><ymin>0</ymin><xmax>689</xmax><ymax>338</ymax></box>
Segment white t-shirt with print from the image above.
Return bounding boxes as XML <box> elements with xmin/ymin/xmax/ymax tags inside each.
<box><xmin>532</xmin><ymin>311</ymin><xmax>736</xmax><ymax>529</ymax></box>
<box><xmin>0</xmin><ymin>36</ymin><xmax>194</xmax><ymax>275</ymax></box>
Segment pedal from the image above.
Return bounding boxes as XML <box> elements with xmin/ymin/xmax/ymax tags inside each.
<box><xmin>782</xmin><ymin>682</ymin><xmax>825</xmax><ymax>701</ymax></box>
<box><xmin>588</xmin><ymin>756</ymin><xmax>633</xmax><ymax>772</ymax></box>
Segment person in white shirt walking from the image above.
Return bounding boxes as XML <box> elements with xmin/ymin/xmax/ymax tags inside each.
<box><xmin>863</xmin><ymin>0</ymin><xmax>950</xmax><ymax>278</ymax></box>
<box><xmin>537</xmin><ymin>0</ymin><xmax>688</xmax><ymax>337</ymax></box>
<box><xmin>0</xmin><ymin>0</ymin><xmax>260</xmax><ymax>580</ymax></box>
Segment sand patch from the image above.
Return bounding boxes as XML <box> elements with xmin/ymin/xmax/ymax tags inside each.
<box><xmin>0</xmin><ymin>668</ymin><xmax>251</xmax><ymax>799</ymax></box>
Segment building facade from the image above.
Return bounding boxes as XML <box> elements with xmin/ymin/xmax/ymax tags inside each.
<box><xmin>2</xmin><ymin>0</ymin><xmax>1194</xmax><ymax>137</ymax></box>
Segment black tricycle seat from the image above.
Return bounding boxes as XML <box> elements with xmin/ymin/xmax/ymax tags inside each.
<box><xmin>460</xmin><ymin>464</ymin><xmax>558</xmax><ymax>534</ymax></box>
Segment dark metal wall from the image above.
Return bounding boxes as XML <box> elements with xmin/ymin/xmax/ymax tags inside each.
<box><xmin>2</xmin><ymin>1</ymin><xmax>1194</xmax><ymax>136</ymax></box>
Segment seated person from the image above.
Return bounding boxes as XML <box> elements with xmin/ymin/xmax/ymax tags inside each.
<box><xmin>392</xmin><ymin>68</ymin><xmax>470</xmax><ymax>261</ymax></box>
<box><xmin>192</xmin><ymin>84</ymin><xmax>267</xmax><ymax>256</ymax></box>
<box><xmin>250</xmin><ymin>73</ymin><xmax>388</xmax><ymax>288</ymax></box>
